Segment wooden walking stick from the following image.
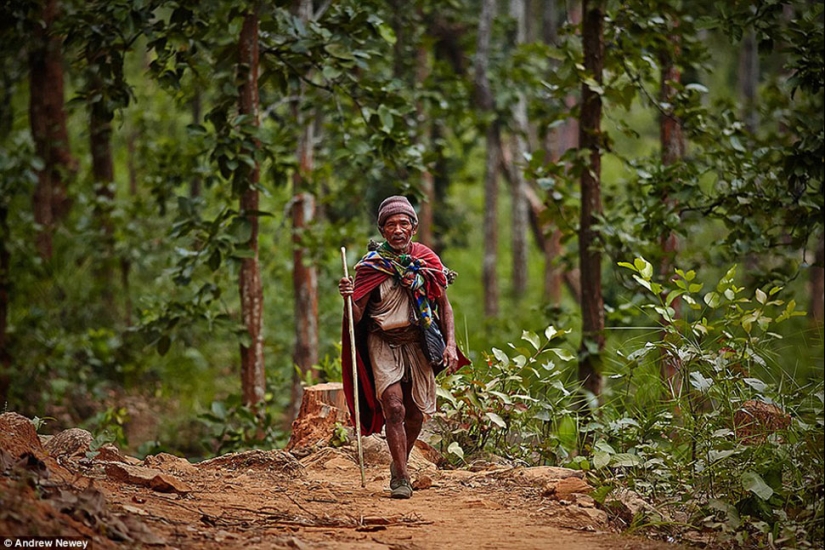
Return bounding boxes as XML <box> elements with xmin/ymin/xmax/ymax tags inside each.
<box><xmin>341</xmin><ymin>247</ymin><xmax>366</xmax><ymax>488</ymax></box>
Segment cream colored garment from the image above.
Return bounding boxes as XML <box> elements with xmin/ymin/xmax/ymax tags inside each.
<box><xmin>367</xmin><ymin>278</ymin><xmax>436</xmax><ymax>415</ymax></box>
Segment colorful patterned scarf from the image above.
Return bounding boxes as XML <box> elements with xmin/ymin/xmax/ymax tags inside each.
<box><xmin>355</xmin><ymin>242</ymin><xmax>445</xmax><ymax>329</ymax></box>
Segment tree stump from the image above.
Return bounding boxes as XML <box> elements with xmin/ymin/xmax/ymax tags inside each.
<box><xmin>286</xmin><ymin>382</ymin><xmax>350</xmax><ymax>452</ymax></box>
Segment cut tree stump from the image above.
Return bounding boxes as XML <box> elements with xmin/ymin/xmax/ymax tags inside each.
<box><xmin>287</xmin><ymin>382</ymin><xmax>350</xmax><ymax>452</ymax></box>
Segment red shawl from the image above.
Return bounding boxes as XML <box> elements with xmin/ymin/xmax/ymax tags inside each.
<box><xmin>341</xmin><ymin>242</ymin><xmax>470</xmax><ymax>436</ymax></box>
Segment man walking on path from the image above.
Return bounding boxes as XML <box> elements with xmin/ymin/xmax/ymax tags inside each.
<box><xmin>339</xmin><ymin>196</ymin><xmax>469</xmax><ymax>499</ymax></box>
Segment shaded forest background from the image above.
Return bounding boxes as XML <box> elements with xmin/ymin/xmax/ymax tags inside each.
<box><xmin>0</xmin><ymin>0</ymin><xmax>822</xmax><ymax>546</ymax></box>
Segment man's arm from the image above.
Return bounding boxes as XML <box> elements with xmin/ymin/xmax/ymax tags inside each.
<box><xmin>435</xmin><ymin>290</ymin><xmax>459</xmax><ymax>374</ymax></box>
<box><xmin>338</xmin><ymin>276</ymin><xmax>370</xmax><ymax>324</ymax></box>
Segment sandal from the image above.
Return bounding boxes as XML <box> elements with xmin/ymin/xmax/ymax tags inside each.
<box><xmin>390</xmin><ymin>478</ymin><xmax>413</xmax><ymax>499</ymax></box>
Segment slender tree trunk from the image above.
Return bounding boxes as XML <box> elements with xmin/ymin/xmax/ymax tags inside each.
<box><xmin>540</xmin><ymin>2</ymin><xmax>580</xmax><ymax>305</ymax></box>
<box><xmin>287</xmin><ymin>0</ymin><xmax>319</xmax><ymax>425</ymax></box>
<box><xmin>509</xmin><ymin>0</ymin><xmax>529</xmax><ymax>299</ymax></box>
<box><xmin>476</xmin><ymin>0</ymin><xmax>500</xmax><ymax>317</ymax></box>
<box><xmin>812</xmin><ymin>232</ymin><xmax>824</xmax><ymax>326</ymax></box>
<box><xmin>191</xmin><ymin>91</ymin><xmax>202</xmax><ymax>198</ymax></box>
<box><xmin>88</xmin><ymin>50</ymin><xmax>116</xmax><ymax>311</ymax></box>
<box><xmin>577</xmin><ymin>0</ymin><xmax>605</xmax><ymax>400</ymax></box>
<box><xmin>29</xmin><ymin>0</ymin><xmax>75</xmax><ymax>259</ymax></box>
<box><xmin>237</xmin><ymin>8</ymin><xmax>266</xmax><ymax>411</ymax></box>
<box><xmin>0</xmin><ymin>200</ymin><xmax>10</xmax><ymax>406</ymax></box>
<box><xmin>739</xmin><ymin>28</ymin><xmax>759</xmax><ymax>133</ymax></box>
<box><xmin>416</xmin><ymin>31</ymin><xmax>436</xmax><ymax>249</ymax></box>
<box><xmin>659</xmin><ymin>30</ymin><xmax>686</xmax><ymax>392</ymax></box>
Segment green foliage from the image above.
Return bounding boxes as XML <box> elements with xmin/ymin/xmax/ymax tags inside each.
<box><xmin>198</xmin><ymin>394</ymin><xmax>286</xmax><ymax>456</ymax></box>
<box><xmin>434</xmin><ymin>325</ymin><xmax>580</xmax><ymax>465</ymax></box>
<box><xmin>443</xmin><ymin>257</ymin><xmax>822</xmax><ymax>547</ymax></box>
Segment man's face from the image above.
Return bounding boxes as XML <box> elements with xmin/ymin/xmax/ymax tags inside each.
<box><xmin>380</xmin><ymin>213</ymin><xmax>417</xmax><ymax>252</ymax></box>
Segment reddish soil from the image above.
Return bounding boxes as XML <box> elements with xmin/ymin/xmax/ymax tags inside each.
<box><xmin>1</xmin><ymin>413</ymin><xmax>688</xmax><ymax>550</ymax></box>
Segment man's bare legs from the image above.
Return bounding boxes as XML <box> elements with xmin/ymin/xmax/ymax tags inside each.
<box><xmin>381</xmin><ymin>379</ymin><xmax>423</xmax><ymax>496</ymax></box>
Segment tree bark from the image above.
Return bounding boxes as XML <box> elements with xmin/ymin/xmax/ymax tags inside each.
<box><xmin>237</xmin><ymin>8</ymin><xmax>266</xmax><ymax>411</ymax></box>
<box><xmin>0</xmin><ymin>200</ymin><xmax>10</xmax><ymax>406</ymax></box>
<box><xmin>659</xmin><ymin>29</ymin><xmax>686</xmax><ymax>391</ymax></box>
<box><xmin>812</xmin><ymin>232</ymin><xmax>824</xmax><ymax>326</ymax></box>
<box><xmin>540</xmin><ymin>2</ymin><xmax>580</xmax><ymax>305</ymax></box>
<box><xmin>29</xmin><ymin>0</ymin><xmax>76</xmax><ymax>259</ymax></box>
<box><xmin>738</xmin><ymin>28</ymin><xmax>759</xmax><ymax>133</ymax></box>
<box><xmin>87</xmin><ymin>48</ymin><xmax>116</xmax><ymax>311</ymax></box>
<box><xmin>475</xmin><ymin>0</ymin><xmax>500</xmax><ymax>318</ymax></box>
<box><xmin>415</xmin><ymin>28</ymin><xmax>436</xmax><ymax>250</ymax></box>
<box><xmin>509</xmin><ymin>0</ymin><xmax>529</xmax><ymax>300</ymax></box>
<box><xmin>287</xmin><ymin>0</ymin><xmax>320</xmax><ymax>425</ymax></box>
<box><xmin>577</xmin><ymin>0</ymin><xmax>605</xmax><ymax>399</ymax></box>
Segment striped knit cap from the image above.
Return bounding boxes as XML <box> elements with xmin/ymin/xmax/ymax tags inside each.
<box><xmin>377</xmin><ymin>196</ymin><xmax>417</xmax><ymax>227</ymax></box>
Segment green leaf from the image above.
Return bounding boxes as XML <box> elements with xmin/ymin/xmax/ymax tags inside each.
<box><xmin>376</xmin><ymin>21</ymin><xmax>396</xmax><ymax>45</ymax></box>
<box><xmin>742</xmin><ymin>471</ymin><xmax>774</xmax><ymax>500</ymax></box>
<box><xmin>610</xmin><ymin>453</ymin><xmax>642</xmax><ymax>467</ymax></box>
<box><xmin>633</xmin><ymin>257</ymin><xmax>653</xmax><ymax>279</ymax></box>
<box><xmin>743</xmin><ymin>378</ymin><xmax>768</xmax><ymax>393</ymax></box>
<box><xmin>157</xmin><ymin>335</ymin><xmax>171</xmax><ymax>356</ymax></box>
<box><xmin>486</xmin><ymin>412</ymin><xmax>507</xmax><ymax>428</ymax></box>
<box><xmin>593</xmin><ymin>451</ymin><xmax>611</xmax><ymax>470</ymax></box>
<box><xmin>755</xmin><ymin>288</ymin><xmax>767</xmax><ymax>304</ymax></box>
<box><xmin>545</xmin><ymin>325</ymin><xmax>562</xmax><ymax>341</ymax></box>
<box><xmin>522</xmin><ymin>330</ymin><xmax>540</xmax><ymax>350</ymax></box>
<box><xmin>447</xmin><ymin>441</ymin><xmax>464</xmax><ymax>459</ymax></box>
<box><xmin>492</xmin><ymin>347</ymin><xmax>509</xmax><ymax>366</ymax></box>
<box><xmin>689</xmin><ymin>371</ymin><xmax>713</xmax><ymax>392</ymax></box>
<box><xmin>548</xmin><ymin>348</ymin><xmax>575</xmax><ymax>362</ymax></box>
<box><xmin>704</xmin><ymin>291</ymin><xmax>721</xmax><ymax>308</ymax></box>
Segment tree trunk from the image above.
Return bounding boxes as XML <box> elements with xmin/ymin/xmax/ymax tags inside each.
<box><xmin>739</xmin><ymin>28</ymin><xmax>759</xmax><ymax>133</ymax></box>
<box><xmin>812</xmin><ymin>232</ymin><xmax>824</xmax><ymax>326</ymax></box>
<box><xmin>577</xmin><ymin>0</ymin><xmax>605</xmax><ymax>400</ymax></box>
<box><xmin>190</xmin><ymin>91</ymin><xmax>202</xmax><ymax>198</ymax></box>
<box><xmin>87</xmin><ymin>49</ymin><xmax>116</xmax><ymax>312</ymax></box>
<box><xmin>540</xmin><ymin>2</ymin><xmax>580</xmax><ymax>305</ymax></box>
<box><xmin>416</xmin><ymin>29</ymin><xmax>436</xmax><ymax>250</ymax></box>
<box><xmin>0</xmin><ymin>200</ymin><xmax>10</xmax><ymax>406</ymax></box>
<box><xmin>509</xmin><ymin>0</ymin><xmax>529</xmax><ymax>300</ymax></box>
<box><xmin>287</xmin><ymin>0</ymin><xmax>320</xmax><ymax>425</ymax></box>
<box><xmin>476</xmin><ymin>0</ymin><xmax>500</xmax><ymax>318</ymax></box>
<box><xmin>237</xmin><ymin>8</ymin><xmax>266</xmax><ymax>411</ymax></box>
<box><xmin>659</xmin><ymin>30</ymin><xmax>686</xmax><ymax>392</ymax></box>
<box><xmin>29</xmin><ymin>0</ymin><xmax>75</xmax><ymax>259</ymax></box>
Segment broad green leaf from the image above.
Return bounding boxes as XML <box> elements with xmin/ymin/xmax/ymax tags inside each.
<box><xmin>594</xmin><ymin>440</ymin><xmax>616</xmax><ymax>454</ymax></box>
<box><xmin>611</xmin><ymin>453</ymin><xmax>642</xmax><ymax>467</ymax></box>
<box><xmin>634</xmin><ymin>257</ymin><xmax>653</xmax><ymax>279</ymax></box>
<box><xmin>755</xmin><ymin>288</ymin><xmax>767</xmax><ymax>304</ymax></box>
<box><xmin>492</xmin><ymin>347</ymin><xmax>509</xmax><ymax>366</ymax></box>
<box><xmin>689</xmin><ymin>371</ymin><xmax>713</xmax><ymax>392</ymax></box>
<box><xmin>522</xmin><ymin>330</ymin><xmax>540</xmax><ymax>350</ymax></box>
<box><xmin>486</xmin><ymin>412</ymin><xmax>507</xmax><ymax>428</ymax></box>
<box><xmin>743</xmin><ymin>378</ymin><xmax>768</xmax><ymax>393</ymax></box>
<box><xmin>447</xmin><ymin>442</ymin><xmax>464</xmax><ymax>459</ymax></box>
<box><xmin>704</xmin><ymin>291</ymin><xmax>721</xmax><ymax>308</ymax></box>
<box><xmin>545</xmin><ymin>325</ymin><xmax>561</xmax><ymax>341</ymax></box>
<box><xmin>593</xmin><ymin>451</ymin><xmax>611</xmax><ymax>470</ymax></box>
<box><xmin>549</xmin><ymin>348</ymin><xmax>575</xmax><ymax>362</ymax></box>
<box><xmin>742</xmin><ymin>471</ymin><xmax>773</xmax><ymax>500</ymax></box>
<box><xmin>708</xmin><ymin>449</ymin><xmax>736</xmax><ymax>463</ymax></box>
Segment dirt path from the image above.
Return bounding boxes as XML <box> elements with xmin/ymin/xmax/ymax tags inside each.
<box><xmin>95</xmin><ymin>447</ymin><xmax>681</xmax><ymax>550</ymax></box>
<box><xmin>1</xmin><ymin>413</ymin><xmax>687</xmax><ymax>550</ymax></box>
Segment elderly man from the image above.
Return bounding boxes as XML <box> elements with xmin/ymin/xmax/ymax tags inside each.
<box><xmin>339</xmin><ymin>196</ymin><xmax>469</xmax><ymax>499</ymax></box>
